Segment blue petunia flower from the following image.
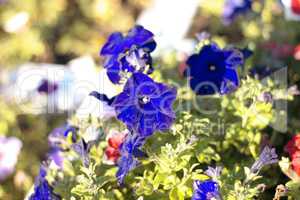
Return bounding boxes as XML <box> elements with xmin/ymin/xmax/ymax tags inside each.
<box><xmin>185</xmin><ymin>43</ymin><xmax>248</xmax><ymax>95</ymax></box>
<box><xmin>29</xmin><ymin>166</ymin><xmax>61</xmax><ymax>200</ymax></box>
<box><xmin>192</xmin><ymin>180</ymin><xmax>222</xmax><ymax>200</ymax></box>
<box><xmin>100</xmin><ymin>25</ymin><xmax>156</xmax><ymax>84</ymax></box>
<box><xmin>112</xmin><ymin>72</ymin><xmax>177</xmax><ymax>137</ymax></box>
<box><xmin>116</xmin><ymin>134</ymin><xmax>146</xmax><ymax>184</ymax></box>
<box><xmin>223</xmin><ymin>0</ymin><xmax>252</xmax><ymax>25</ymax></box>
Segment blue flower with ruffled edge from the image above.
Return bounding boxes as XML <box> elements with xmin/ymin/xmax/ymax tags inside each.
<box><xmin>100</xmin><ymin>25</ymin><xmax>156</xmax><ymax>84</ymax></box>
<box><xmin>185</xmin><ymin>43</ymin><xmax>249</xmax><ymax>95</ymax></box>
<box><xmin>29</xmin><ymin>166</ymin><xmax>61</xmax><ymax>200</ymax></box>
<box><xmin>116</xmin><ymin>134</ymin><xmax>146</xmax><ymax>184</ymax></box>
<box><xmin>223</xmin><ymin>0</ymin><xmax>252</xmax><ymax>25</ymax></box>
<box><xmin>111</xmin><ymin>72</ymin><xmax>177</xmax><ymax>137</ymax></box>
<box><xmin>192</xmin><ymin>180</ymin><xmax>221</xmax><ymax>200</ymax></box>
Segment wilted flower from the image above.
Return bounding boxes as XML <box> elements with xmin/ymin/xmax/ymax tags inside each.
<box><xmin>116</xmin><ymin>134</ymin><xmax>146</xmax><ymax>184</ymax></box>
<box><xmin>185</xmin><ymin>43</ymin><xmax>248</xmax><ymax>95</ymax></box>
<box><xmin>37</xmin><ymin>79</ymin><xmax>58</xmax><ymax>94</ymax></box>
<box><xmin>223</xmin><ymin>0</ymin><xmax>252</xmax><ymax>25</ymax></box>
<box><xmin>112</xmin><ymin>73</ymin><xmax>177</xmax><ymax>137</ymax></box>
<box><xmin>192</xmin><ymin>180</ymin><xmax>222</xmax><ymax>200</ymax></box>
<box><xmin>250</xmin><ymin>146</ymin><xmax>278</xmax><ymax>174</ymax></box>
<box><xmin>29</xmin><ymin>166</ymin><xmax>61</xmax><ymax>200</ymax></box>
<box><xmin>100</xmin><ymin>25</ymin><xmax>156</xmax><ymax>84</ymax></box>
<box><xmin>0</xmin><ymin>136</ymin><xmax>22</xmax><ymax>181</ymax></box>
<box><xmin>104</xmin><ymin>130</ymin><xmax>127</xmax><ymax>164</ymax></box>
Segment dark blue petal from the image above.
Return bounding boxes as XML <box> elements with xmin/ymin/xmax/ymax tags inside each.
<box><xmin>100</xmin><ymin>32</ymin><xmax>124</xmax><ymax>55</ymax></box>
<box><xmin>29</xmin><ymin>167</ymin><xmax>61</xmax><ymax>200</ymax></box>
<box><xmin>125</xmin><ymin>25</ymin><xmax>154</xmax><ymax>48</ymax></box>
<box><xmin>192</xmin><ymin>180</ymin><xmax>221</xmax><ymax>200</ymax></box>
<box><xmin>104</xmin><ymin>56</ymin><xmax>122</xmax><ymax>84</ymax></box>
<box><xmin>186</xmin><ymin>43</ymin><xmax>243</xmax><ymax>95</ymax></box>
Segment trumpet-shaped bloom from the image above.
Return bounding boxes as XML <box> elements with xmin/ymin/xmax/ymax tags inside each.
<box><xmin>185</xmin><ymin>43</ymin><xmax>247</xmax><ymax>95</ymax></box>
<box><xmin>250</xmin><ymin>146</ymin><xmax>278</xmax><ymax>174</ymax></box>
<box><xmin>112</xmin><ymin>73</ymin><xmax>177</xmax><ymax>137</ymax></box>
<box><xmin>100</xmin><ymin>25</ymin><xmax>156</xmax><ymax>84</ymax></box>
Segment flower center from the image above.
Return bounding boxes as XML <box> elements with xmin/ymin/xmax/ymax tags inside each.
<box><xmin>209</xmin><ymin>65</ymin><xmax>216</xmax><ymax>71</ymax></box>
<box><xmin>139</xmin><ymin>95</ymin><xmax>151</xmax><ymax>104</ymax></box>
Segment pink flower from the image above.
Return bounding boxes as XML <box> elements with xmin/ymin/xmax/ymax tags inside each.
<box><xmin>104</xmin><ymin>130</ymin><xmax>127</xmax><ymax>164</ymax></box>
<box><xmin>293</xmin><ymin>44</ymin><xmax>300</xmax><ymax>60</ymax></box>
<box><xmin>292</xmin><ymin>0</ymin><xmax>300</xmax><ymax>14</ymax></box>
<box><xmin>285</xmin><ymin>134</ymin><xmax>300</xmax><ymax>176</ymax></box>
<box><xmin>0</xmin><ymin>136</ymin><xmax>22</xmax><ymax>181</ymax></box>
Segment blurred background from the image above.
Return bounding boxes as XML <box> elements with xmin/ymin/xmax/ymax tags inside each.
<box><xmin>1</xmin><ymin>0</ymin><xmax>300</xmax><ymax>199</ymax></box>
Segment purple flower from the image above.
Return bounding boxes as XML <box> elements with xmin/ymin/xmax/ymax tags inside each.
<box><xmin>48</xmin><ymin>124</ymin><xmax>78</xmax><ymax>148</ymax></box>
<box><xmin>185</xmin><ymin>43</ymin><xmax>248</xmax><ymax>95</ymax></box>
<box><xmin>192</xmin><ymin>180</ymin><xmax>222</xmax><ymax>200</ymax></box>
<box><xmin>48</xmin><ymin>148</ymin><xmax>64</xmax><ymax>169</ymax></box>
<box><xmin>47</xmin><ymin>125</ymin><xmax>78</xmax><ymax>169</ymax></box>
<box><xmin>100</xmin><ymin>25</ymin><xmax>156</xmax><ymax>84</ymax></box>
<box><xmin>112</xmin><ymin>73</ymin><xmax>177</xmax><ymax>137</ymax></box>
<box><xmin>223</xmin><ymin>0</ymin><xmax>252</xmax><ymax>25</ymax></box>
<box><xmin>249</xmin><ymin>66</ymin><xmax>274</xmax><ymax>79</ymax></box>
<box><xmin>72</xmin><ymin>139</ymin><xmax>97</xmax><ymax>167</ymax></box>
<box><xmin>0</xmin><ymin>136</ymin><xmax>22</xmax><ymax>181</ymax></box>
<box><xmin>37</xmin><ymin>79</ymin><xmax>58</xmax><ymax>94</ymax></box>
<box><xmin>29</xmin><ymin>166</ymin><xmax>61</xmax><ymax>200</ymax></box>
<box><xmin>250</xmin><ymin>146</ymin><xmax>278</xmax><ymax>174</ymax></box>
<box><xmin>116</xmin><ymin>134</ymin><xmax>146</xmax><ymax>184</ymax></box>
<box><xmin>205</xmin><ymin>166</ymin><xmax>222</xmax><ymax>180</ymax></box>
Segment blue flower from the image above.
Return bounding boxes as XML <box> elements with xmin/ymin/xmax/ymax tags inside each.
<box><xmin>192</xmin><ymin>180</ymin><xmax>221</xmax><ymax>200</ymax></box>
<box><xmin>116</xmin><ymin>134</ymin><xmax>146</xmax><ymax>184</ymax></box>
<box><xmin>37</xmin><ymin>79</ymin><xmax>58</xmax><ymax>94</ymax></box>
<box><xmin>100</xmin><ymin>25</ymin><xmax>156</xmax><ymax>84</ymax></box>
<box><xmin>29</xmin><ymin>166</ymin><xmax>61</xmax><ymax>200</ymax></box>
<box><xmin>185</xmin><ymin>43</ymin><xmax>247</xmax><ymax>95</ymax></box>
<box><xmin>112</xmin><ymin>73</ymin><xmax>177</xmax><ymax>137</ymax></box>
<box><xmin>223</xmin><ymin>0</ymin><xmax>252</xmax><ymax>25</ymax></box>
<box><xmin>249</xmin><ymin>66</ymin><xmax>274</xmax><ymax>79</ymax></box>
